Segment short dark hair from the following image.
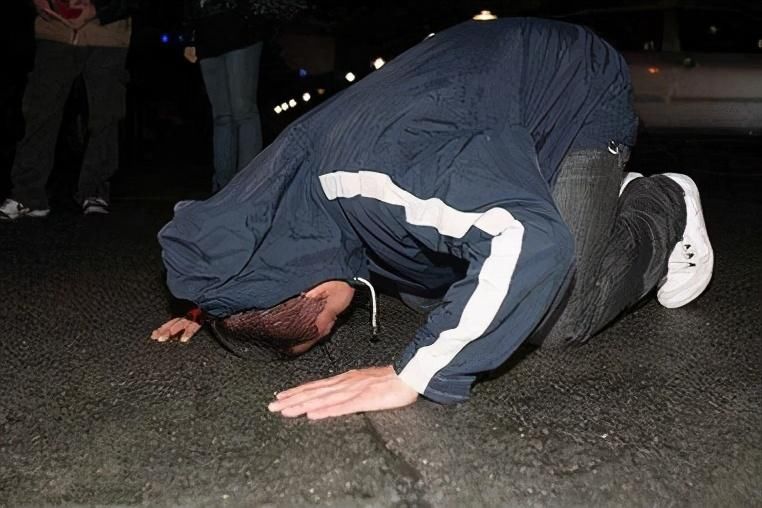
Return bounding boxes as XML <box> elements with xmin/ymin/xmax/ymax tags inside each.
<box><xmin>210</xmin><ymin>295</ymin><xmax>327</xmax><ymax>360</ymax></box>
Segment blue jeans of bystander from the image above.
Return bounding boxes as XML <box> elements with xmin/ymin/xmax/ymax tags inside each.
<box><xmin>200</xmin><ymin>41</ymin><xmax>263</xmax><ymax>192</ymax></box>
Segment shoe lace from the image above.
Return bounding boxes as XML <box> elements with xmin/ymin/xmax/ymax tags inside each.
<box><xmin>670</xmin><ymin>239</ymin><xmax>697</xmax><ymax>269</ymax></box>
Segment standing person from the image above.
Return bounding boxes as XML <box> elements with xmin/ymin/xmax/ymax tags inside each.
<box><xmin>183</xmin><ymin>0</ymin><xmax>307</xmax><ymax>192</ymax></box>
<box><xmin>0</xmin><ymin>0</ymin><xmax>137</xmax><ymax>221</ymax></box>
<box><xmin>151</xmin><ymin>19</ymin><xmax>714</xmax><ymax>419</ymax></box>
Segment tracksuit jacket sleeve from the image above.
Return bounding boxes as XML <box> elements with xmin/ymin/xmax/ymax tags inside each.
<box><xmin>391</xmin><ymin>131</ymin><xmax>575</xmax><ymax>404</ymax></box>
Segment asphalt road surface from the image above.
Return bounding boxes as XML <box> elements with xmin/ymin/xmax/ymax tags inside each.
<box><xmin>1</xmin><ymin>136</ymin><xmax>760</xmax><ymax>507</ymax></box>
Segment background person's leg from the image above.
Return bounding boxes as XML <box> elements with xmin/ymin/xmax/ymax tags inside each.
<box><xmin>10</xmin><ymin>41</ymin><xmax>80</xmax><ymax>210</ymax></box>
<box><xmin>200</xmin><ymin>55</ymin><xmax>234</xmax><ymax>192</ymax></box>
<box><xmin>225</xmin><ymin>41</ymin><xmax>263</xmax><ymax>173</ymax></box>
<box><xmin>77</xmin><ymin>45</ymin><xmax>128</xmax><ymax>207</ymax></box>
<box><xmin>0</xmin><ymin>72</ymin><xmax>27</xmax><ymax>199</ymax></box>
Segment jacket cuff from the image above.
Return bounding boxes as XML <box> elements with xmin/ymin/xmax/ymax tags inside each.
<box><xmin>393</xmin><ymin>359</ymin><xmax>473</xmax><ymax>405</ymax></box>
<box><xmin>185</xmin><ymin>307</ymin><xmax>207</xmax><ymax>324</ymax></box>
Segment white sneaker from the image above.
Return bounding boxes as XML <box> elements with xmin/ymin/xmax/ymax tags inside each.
<box><xmin>619</xmin><ymin>172</ymin><xmax>644</xmax><ymax>196</ymax></box>
<box><xmin>657</xmin><ymin>173</ymin><xmax>714</xmax><ymax>308</ymax></box>
<box><xmin>0</xmin><ymin>198</ymin><xmax>50</xmax><ymax>221</ymax></box>
<box><xmin>82</xmin><ymin>197</ymin><xmax>110</xmax><ymax>215</ymax></box>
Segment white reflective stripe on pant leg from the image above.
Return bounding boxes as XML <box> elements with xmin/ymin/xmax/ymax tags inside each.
<box><xmin>319</xmin><ymin>171</ymin><xmax>524</xmax><ymax>394</ymax></box>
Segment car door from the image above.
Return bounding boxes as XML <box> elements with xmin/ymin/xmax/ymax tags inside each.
<box><xmin>667</xmin><ymin>8</ymin><xmax>762</xmax><ymax>134</ymax></box>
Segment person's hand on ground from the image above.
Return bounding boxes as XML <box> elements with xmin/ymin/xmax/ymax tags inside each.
<box><xmin>184</xmin><ymin>47</ymin><xmax>198</xmax><ymax>64</ymax></box>
<box><xmin>268</xmin><ymin>365</ymin><xmax>419</xmax><ymax>419</ymax></box>
<box><xmin>150</xmin><ymin>317</ymin><xmax>201</xmax><ymax>343</ymax></box>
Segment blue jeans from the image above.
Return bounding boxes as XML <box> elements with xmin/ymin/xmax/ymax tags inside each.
<box><xmin>200</xmin><ymin>42</ymin><xmax>263</xmax><ymax>192</ymax></box>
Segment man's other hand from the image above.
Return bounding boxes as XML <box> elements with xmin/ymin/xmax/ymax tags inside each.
<box><xmin>150</xmin><ymin>317</ymin><xmax>201</xmax><ymax>343</ymax></box>
<box><xmin>68</xmin><ymin>1</ymin><xmax>97</xmax><ymax>29</ymax></box>
<box><xmin>33</xmin><ymin>0</ymin><xmax>53</xmax><ymax>19</ymax></box>
<box><xmin>184</xmin><ymin>47</ymin><xmax>198</xmax><ymax>64</ymax></box>
<box><xmin>268</xmin><ymin>365</ymin><xmax>419</xmax><ymax>419</ymax></box>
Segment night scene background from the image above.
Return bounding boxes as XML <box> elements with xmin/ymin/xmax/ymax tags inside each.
<box><xmin>3</xmin><ymin>0</ymin><xmax>762</xmax><ymax>201</ymax></box>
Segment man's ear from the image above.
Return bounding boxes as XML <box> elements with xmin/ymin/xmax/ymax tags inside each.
<box><xmin>304</xmin><ymin>280</ymin><xmax>354</xmax><ymax>304</ymax></box>
<box><xmin>303</xmin><ymin>286</ymin><xmax>327</xmax><ymax>300</ymax></box>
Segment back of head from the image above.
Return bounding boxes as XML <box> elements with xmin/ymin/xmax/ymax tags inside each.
<box><xmin>210</xmin><ymin>295</ymin><xmax>327</xmax><ymax>360</ymax></box>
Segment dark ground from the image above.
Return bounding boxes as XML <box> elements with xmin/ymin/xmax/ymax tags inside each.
<box><xmin>1</xmin><ymin>136</ymin><xmax>761</xmax><ymax>507</ymax></box>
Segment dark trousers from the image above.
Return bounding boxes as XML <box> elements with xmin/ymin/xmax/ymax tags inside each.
<box><xmin>11</xmin><ymin>40</ymin><xmax>128</xmax><ymax>209</ymax></box>
<box><xmin>543</xmin><ymin>148</ymin><xmax>686</xmax><ymax>345</ymax></box>
<box><xmin>398</xmin><ymin>147</ymin><xmax>686</xmax><ymax>348</ymax></box>
<box><xmin>0</xmin><ymin>73</ymin><xmax>27</xmax><ymax>199</ymax></box>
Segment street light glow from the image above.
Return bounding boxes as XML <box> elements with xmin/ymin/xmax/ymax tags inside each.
<box><xmin>274</xmin><ymin>105</ymin><xmax>282</xmax><ymax>114</ymax></box>
<box><xmin>372</xmin><ymin>57</ymin><xmax>385</xmax><ymax>70</ymax></box>
<box><xmin>302</xmin><ymin>92</ymin><xmax>311</xmax><ymax>102</ymax></box>
<box><xmin>281</xmin><ymin>102</ymin><xmax>289</xmax><ymax>111</ymax></box>
<box><xmin>473</xmin><ymin>10</ymin><xmax>497</xmax><ymax>21</ymax></box>
<box><xmin>289</xmin><ymin>99</ymin><xmax>297</xmax><ymax>108</ymax></box>
<box><xmin>345</xmin><ymin>72</ymin><xmax>356</xmax><ymax>82</ymax></box>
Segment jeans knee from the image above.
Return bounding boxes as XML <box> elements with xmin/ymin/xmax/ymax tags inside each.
<box><xmin>212</xmin><ymin>114</ymin><xmax>234</xmax><ymax>127</ymax></box>
<box><xmin>231</xmin><ymin>103</ymin><xmax>259</xmax><ymax>123</ymax></box>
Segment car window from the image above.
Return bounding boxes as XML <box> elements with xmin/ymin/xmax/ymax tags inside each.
<box><xmin>562</xmin><ymin>11</ymin><xmax>664</xmax><ymax>52</ymax></box>
<box><xmin>679</xmin><ymin>9</ymin><xmax>762</xmax><ymax>53</ymax></box>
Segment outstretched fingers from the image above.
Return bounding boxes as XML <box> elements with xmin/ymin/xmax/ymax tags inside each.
<box><xmin>275</xmin><ymin>386</ymin><xmax>362</xmax><ymax>417</ymax></box>
<box><xmin>268</xmin><ymin>366</ymin><xmax>419</xmax><ymax>420</ymax></box>
<box><xmin>150</xmin><ymin>318</ymin><xmax>200</xmax><ymax>343</ymax></box>
<box><xmin>274</xmin><ymin>370</ymin><xmax>356</xmax><ymax>400</ymax></box>
<box><xmin>151</xmin><ymin>317</ymin><xmax>182</xmax><ymax>341</ymax></box>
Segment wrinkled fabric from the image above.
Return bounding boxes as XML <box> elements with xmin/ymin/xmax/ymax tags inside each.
<box><xmin>159</xmin><ymin>18</ymin><xmax>638</xmax><ymax>402</ymax></box>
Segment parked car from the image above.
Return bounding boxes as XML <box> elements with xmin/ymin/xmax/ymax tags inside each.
<box><xmin>559</xmin><ymin>5</ymin><xmax>762</xmax><ymax>135</ymax></box>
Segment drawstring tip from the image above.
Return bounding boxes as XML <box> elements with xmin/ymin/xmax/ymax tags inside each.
<box><xmin>353</xmin><ymin>276</ymin><xmax>380</xmax><ymax>342</ymax></box>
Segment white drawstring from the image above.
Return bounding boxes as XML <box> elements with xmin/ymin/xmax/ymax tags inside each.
<box><xmin>352</xmin><ymin>277</ymin><xmax>379</xmax><ymax>338</ymax></box>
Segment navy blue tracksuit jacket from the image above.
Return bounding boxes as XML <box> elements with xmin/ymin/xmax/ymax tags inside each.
<box><xmin>159</xmin><ymin>18</ymin><xmax>638</xmax><ymax>403</ymax></box>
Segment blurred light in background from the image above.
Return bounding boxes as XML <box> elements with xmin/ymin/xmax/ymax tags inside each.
<box><xmin>302</xmin><ymin>92</ymin><xmax>311</xmax><ymax>102</ymax></box>
<box><xmin>298</xmin><ymin>68</ymin><xmax>309</xmax><ymax>78</ymax></box>
<box><xmin>274</xmin><ymin>105</ymin><xmax>283</xmax><ymax>114</ymax></box>
<box><xmin>288</xmin><ymin>99</ymin><xmax>297</xmax><ymax>108</ymax></box>
<box><xmin>345</xmin><ymin>72</ymin><xmax>356</xmax><ymax>82</ymax></box>
<box><xmin>647</xmin><ymin>66</ymin><xmax>660</xmax><ymax>75</ymax></box>
<box><xmin>317</xmin><ymin>88</ymin><xmax>326</xmax><ymax>95</ymax></box>
<box><xmin>281</xmin><ymin>102</ymin><xmax>289</xmax><ymax>111</ymax></box>
<box><xmin>372</xmin><ymin>57</ymin><xmax>385</xmax><ymax>70</ymax></box>
<box><xmin>160</xmin><ymin>34</ymin><xmax>170</xmax><ymax>44</ymax></box>
<box><xmin>473</xmin><ymin>10</ymin><xmax>497</xmax><ymax>21</ymax></box>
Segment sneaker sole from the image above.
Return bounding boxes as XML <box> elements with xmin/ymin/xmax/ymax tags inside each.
<box><xmin>657</xmin><ymin>173</ymin><xmax>714</xmax><ymax>308</ymax></box>
<box><xmin>619</xmin><ymin>172</ymin><xmax>644</xmax><ymax>196</ymax></box>
<box><xmin>26</xmin><ymin>210</ymin><xmax>50</xmax><ymax>218</ymax></box>
<box><xmin>83</xmin><ymin>208</ymin><xmax>110</xmax><ymax>215</ymax></box>
<box><xmin>0</xmin><ymin>210</ymin><xmax>50</xmax><ymax>220</ymax></box>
